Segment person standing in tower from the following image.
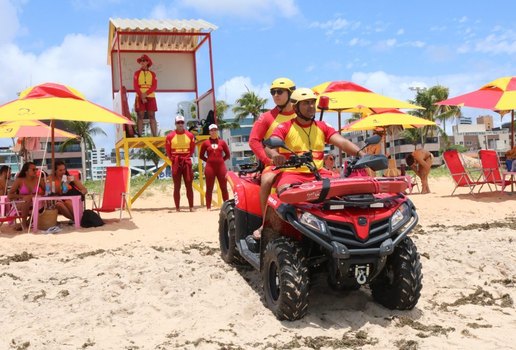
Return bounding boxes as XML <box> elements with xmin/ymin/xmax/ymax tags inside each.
<box><xmin>134</xmin><ymin>54</ymin><xmax>158</xmax><ymax>137</ymax></box>
<box><xmin>165</xmin><ymin>115</ymin><xmax>196</xmax><ymax>211</ymax></box>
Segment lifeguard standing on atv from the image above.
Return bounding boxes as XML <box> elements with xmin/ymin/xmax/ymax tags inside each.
<box><xmin>219</xmin><ymin>88</ymin><xmax>423</xmax><ymax>321</ymax></box>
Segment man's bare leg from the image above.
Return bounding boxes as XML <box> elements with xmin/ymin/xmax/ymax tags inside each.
<box><xmin>148</xmin><ymin>111</ymin><xmax>157</xmax><ymax>136</ymax></box>
<box><xmin>137</xmin><ymin>111</ymin><xmax>145</xmax><ymax>136</ymax></box>
<box><xmin>252</xmin><ymin>172</ymin><xmax>277</xmax><ymax>239</ymax></box>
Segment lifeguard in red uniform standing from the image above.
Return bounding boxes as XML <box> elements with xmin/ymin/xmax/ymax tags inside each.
<box><xmin>199</xmin><ymin>124</ymin><xmax>231</xmax><ymax>210</ymax></box>
<box><xmin>134</xmin><ymin>54</ymin><xmax>158</xmax><ymax>137</ymax></box>
<box><xmin>165</xmin><ymin>115</ymin><xmax>196</xmax><ymax>212</ymax></box>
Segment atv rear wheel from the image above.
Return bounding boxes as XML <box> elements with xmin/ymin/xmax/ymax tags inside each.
<box><xmin>370</xmin><ymin>236</ymin><xmax>423</xmax><ymax>310</ymax></box>
<box><xmin>262</xmin><ymin>237</ymin><xmax>309</xmax><ymax>320</ymax></box>
<box><xmin>218</xmin><ymin>200</ymin><xmax>244</xmax><ymax>265</ymax></box>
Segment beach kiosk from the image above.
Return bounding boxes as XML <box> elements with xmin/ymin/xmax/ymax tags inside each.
<box><xmin>107</xmin><ymin>18</ymin><xmax>218</xmax><ymax>207</ymax></box>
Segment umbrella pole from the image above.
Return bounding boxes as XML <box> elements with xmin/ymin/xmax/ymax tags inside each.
<box><xmin>338</xmin><ymin>111</ymin><xmax>343</xmax><ymax>168</ymax></box>
<box><xmin>512</xmin><ymin>110</ymin><xmax>515</xmax><ymax>149</ymax></box>
<box><xmin>51</xmin><ymin>120</ymin><xmax>55</xmax><ymax>176</ymax></box>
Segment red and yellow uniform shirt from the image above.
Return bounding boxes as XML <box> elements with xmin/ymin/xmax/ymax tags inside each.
<box><xmin>165</xmin><ymin>130</ymin><xmax>195</xmax><ymax>159</ymax></box>
<box><xmin>200</xmin><ymin>138</ymin><xmax>230</xmax><ymax>164</ymax></box>
<box><xmin>133</xmin><ymin>69</ymin><xmax>157</xmax><ymax>98</ymax></box>
<box><xmin>271</xmin><ymin>119</ymin><xmax>337</xmax><ymax>173</ymax></box>
<box><xmin>249</xmin><ymin>107</ymin><xmax>296</xmax><ymax>166</ymax></box>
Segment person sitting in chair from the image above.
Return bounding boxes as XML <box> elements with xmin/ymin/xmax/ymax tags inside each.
<box><xmin>8</xmin><ymin>162</ymin><xmax>44</xmax><ymax>231</ymax></box>
<box><xmin>49</xmin><ymin>160</ymin><xmax>88</xmax><ymax>223</ymax></box>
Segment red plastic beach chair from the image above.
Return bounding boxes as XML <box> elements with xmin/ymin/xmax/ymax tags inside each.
<box><xmin>442</xmin><ymin>150</ymin><xmax>490</xmax><ymax>195</ymax></box>
<box><xmin>479</xmin><ymin>150</ymin><xmax>515</xmax><ymax>189</ymax></box>
<box><xmin>92</xmin><ymin>166</ymin><xmax>132</xmax><ymax>220</ymax></box>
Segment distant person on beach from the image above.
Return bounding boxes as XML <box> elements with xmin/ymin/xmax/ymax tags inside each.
<box><xmin>405</xmin><ymin>149</ymin><xmax>433</xmax><ymax>194</ymax></box>
<box><xmin>8</xmin><ymin>162</ymin><xmax>44</xmax><ymax>231</ymax></box>
<box><xmin>323</xmin><ymin>154</ymin><xmax>340</xmax><ymax>176</ymax></box>
<box><xmin>199</xmin><ymin>124</ymin><xmax>230</xmax><ymax>210</ymax></box>
<box><xmin>134</xmin><ymin>54</ymin><xmax>158</xmax><ymax>137</ymax></box>
<box><xmin>249</xmin><ymin>77</ymin><xmax>296</xmax><ymax>239</ymax></box>
<box><xmin>165</xmin><ymin>115</ymin><xmax>196</xmax><ymax>212</ymax></box>
<box><xmin>0</xmin><ymin>165</ymin><xmax>11</xmax><ymax>195</ymax></box>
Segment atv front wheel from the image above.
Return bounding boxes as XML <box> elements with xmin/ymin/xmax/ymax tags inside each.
<box><xmin>262</xmin><ymin>237</ymin><xmax>309</xmax><ymax>320</ymax></box>
<box><xmin>370</xmin><ymin>236</ymin><xmax>423</xmax><ymax>310</ymax></box>
<box><xmin>218</xmin><ymin>200</ymin><xmax>244</xmax><ymax>264</ymax></box>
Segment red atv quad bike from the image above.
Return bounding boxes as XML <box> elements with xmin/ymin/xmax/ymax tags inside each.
<box><xmin>218</xmin><ymin>135</ymin><xmax>423</xmax><ymax>321</ymax></box>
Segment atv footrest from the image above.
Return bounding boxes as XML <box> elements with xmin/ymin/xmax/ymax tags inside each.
<box><xmin>239</xmin><ymin>238</ymin><xmax>260</xmax><ymax>270</ymax></box>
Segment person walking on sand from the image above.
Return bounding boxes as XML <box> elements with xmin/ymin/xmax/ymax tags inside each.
<box><xmin>199</xmin><ymin>124</ymin><xmax>230</xmax><ymax>210</ymax></box>
<box><xmin>134</xmin><ymin>54</ymin><xmax>158</xmax><ymax>137</ymax></box>
<box><xmin>249</xmin><ymin>77</ymin><xmax>296</xmax><ymax>238</ymax></box>
<box><xmin>166</xmin><ymin>115</ymin><xmax>196</xmax><ymax>212</ymax></box>
<box><xmin>405</xmin><ymin>149</ymin><xmax>433</xmax><ymax>194</ymax></box>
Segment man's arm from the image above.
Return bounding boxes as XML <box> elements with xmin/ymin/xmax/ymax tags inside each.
<box><xmin>328</xmin><ymin>133</ymin><xmax>365</xmax><ymax>157</ymax></box>
<box><xmin>165</xmin><ymin>133</ymin><xmax>173</xmax><ymax>159</ymax></box>
<box><xmin>146</xmin><ymin>71</ymin><xmax>158</xmax><ymax>95</ymax></box>
<box><xmin>133</xmin><ymin>71</ymin><xmax>143</xmax><ymax>96</ymax></box>
<box><xmin>249</xmin><ymin>113</ymin><xmax>273</xmax><ymax>165</ymax></box>
<box><xmin>189</xmin><ymin>133</ymin><xmax>196</xmax><ymax>157</ymax></box>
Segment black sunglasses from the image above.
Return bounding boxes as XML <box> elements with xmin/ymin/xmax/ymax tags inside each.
<box><xmin>270</xmin><ymin>89</ymin><xmax>285</xmax><ymax>96</ymax></box>
<box><xmin>176</xmin><ymin>121</ymin><xmax>185</xmax><ymax>124</ymax></box>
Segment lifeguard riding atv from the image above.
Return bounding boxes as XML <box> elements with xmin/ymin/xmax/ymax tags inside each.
<box><xmin>218</xmin><ymin>135</ymin><xmax>423</xmax><ymax>321</ymax></box>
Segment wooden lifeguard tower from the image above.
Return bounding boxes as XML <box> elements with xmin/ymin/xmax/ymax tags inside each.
<box><xmin>107</xmin><ymin>18</ymin><xmax>218</xmax><ymax>207</ymax></box>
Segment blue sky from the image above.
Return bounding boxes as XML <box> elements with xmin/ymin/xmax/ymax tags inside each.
<box><xmin>1</xmin><ymin>0</ymin><xmax>515</xmax><ymax>150</ymax></box>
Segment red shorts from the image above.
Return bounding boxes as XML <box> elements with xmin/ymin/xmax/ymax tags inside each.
<box><xmin>135</xmin><ymin>96</ymin><xmax>157</xmax><ymax>112</ymax></box>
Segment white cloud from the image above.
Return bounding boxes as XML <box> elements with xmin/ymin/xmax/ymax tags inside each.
<box><xmin>0</xmin><ymin>0</ymin><xmax>20</xmax><ymax>45</ymax></box>
<box><xmin>178</xmin><ymin>0</ymin><xmax>299</xmax><ymax>19</ymax></box>
<box><xmin>396</xmin><ymin>28</ymin><xmax>404</xmax><ymax>35</ymax></box>
<box><xmin>471</xmin><ymin>31</ymin><xmax>516</xmax><ymax>54</ymax></box>
<box><xmin>458</xmin><ymin>16</ymin><xmax>468</xmax><ymax>23</ymax></box>
<box><xmin>217</xmin><ymin>76</ymin><xmax>270</xmax><ymax>107</ymax></box>
<box><xmin>310</xmin><ymin>18</ymin><xmax>352</xmax><ymax>34</ymax></box>
<box><xmin>149</xmin><ymin>3</ymin><xmax>181</xmax><ymax>19</ymax></box>
<box><xmin>348</xmin><ymin>37</ymin><xmax>370</xmax><ymax>47</ymax></box>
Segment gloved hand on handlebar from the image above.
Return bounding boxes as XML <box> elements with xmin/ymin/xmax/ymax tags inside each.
<box><xmin>271</xmin><ymin>151</ymin><xmax>287</xmax><ymax>166</ymax></box>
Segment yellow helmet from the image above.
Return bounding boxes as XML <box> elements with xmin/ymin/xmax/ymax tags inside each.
<box><xmin>290</xmin><ymin>88</ymin><xmax>317</xmax><ymax>105</ymax></box>
<box><xmin>270</xmin><ymin>77</ymin><xmax>296</xmax><ymax>92</ymax></box>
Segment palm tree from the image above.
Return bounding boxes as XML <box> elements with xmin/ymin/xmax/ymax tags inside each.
<box><xmin>59</xmin><ymin>121</ymin><xmax>107</xmax><ymax>179</ymax></box>
<box><xmin>232</xmin><ymin>88</ymin><xmax>268</xmax><ymax>123</ymax></box>
<box><xmin>409</xmin><ymin>86</ymin><xmax>461</xmax><ymax>146</ymax></box>
<box><xmin>401</xmin><ymin>128</ymin><xmax>422</xmax><ymax>150</ymax></box>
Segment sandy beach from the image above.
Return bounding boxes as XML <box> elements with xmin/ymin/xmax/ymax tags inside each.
<box><xmin>1</xmin><ymin>177</ymin><xmax>515</xmax><ymax>350</ymax></box>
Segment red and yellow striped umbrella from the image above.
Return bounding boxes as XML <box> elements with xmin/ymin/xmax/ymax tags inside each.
<box><xmin>312</xmin><ymin>81</ymin><xmax>422</xmax><ymax>113</ymax></box>
<box><xmin>342</xmin><ymin>110</ymin><xmax>435</xmax><ymax>131</ymax></box>
<box><xmin>0</xmin><ymin>82</ymin><xmax>132</xmax><ymax>171</ymax></box>
<box><xmin>437</xmin><ymin>76</ymin><xmax>516</xmax><ymax>148</ymax></box>
<box><xmin>0</xmin><ymin>83</ymin><xmax>131</xmax><ymax>124</ymax></box>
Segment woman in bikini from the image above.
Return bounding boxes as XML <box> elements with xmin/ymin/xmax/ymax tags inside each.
<box><xmin>8</xmin><ymin>162</ymin><xmax>44</xmax><ymax>230</ymax></box>
<box><xmin>48</xmin><ymin>160</ymin><xmax>87</xmax><ymax>222</ymax></box>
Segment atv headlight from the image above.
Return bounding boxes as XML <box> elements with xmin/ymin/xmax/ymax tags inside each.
<box><xmin>298</xmin><ymin>212</ymin><xmax>326</xmax><ymax>233</ymax></box>
<box><xmin>390</xmin><ymin>203</ymin><xmax>410</xmax><ymax>231</ymax></box>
